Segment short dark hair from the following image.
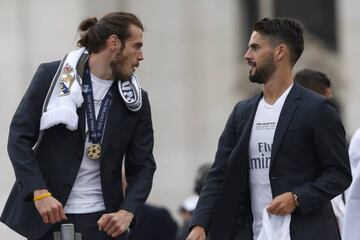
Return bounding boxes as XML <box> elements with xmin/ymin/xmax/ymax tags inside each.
<box><xmin>294</xmin><ymin>69</ymin><xmax>331</xmax><ymax>95</ymax></box>
<box><xmin>77</xmin><ymin>12</ymin><xmax>143</xmax><ymax>53</ymax></box>
<box><xmin>253</xmin><ymin>17</ymin><xmax>304</xmax><ymax>66</ymax></box>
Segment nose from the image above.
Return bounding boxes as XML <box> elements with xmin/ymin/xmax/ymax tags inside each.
<box><xmin>244</xmin><ymin>48</ymin><xmax>251</xmax><ymax>61</ymax></box>
<box><xmin>138</xmin><ymin>51</ymin><xmax>144</xmax><ymax>61</ymax></box>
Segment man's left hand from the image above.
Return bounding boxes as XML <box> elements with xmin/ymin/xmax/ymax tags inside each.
<box><xmin>97</xmin><ymin>209</ymin><xmax>134</xmax><ymax>238</ymax></box>
<box><xmin>267</xmin><ymin>192</ymin><xmax>297</xmax><ymax>216</ymax></box>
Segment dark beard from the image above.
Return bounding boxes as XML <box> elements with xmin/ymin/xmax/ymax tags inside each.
<box><xmin>249</xmin><ymin>68</ymin><xmax>266</xmax><ymax>84</ymax></box>
<box><xmin>248</xmin><ymin>57</ymin><xmax>275</xmax><ymax>84</ymax></box>
<box><xmin>110</xmin><ymin>49</ymin><xmax>130</xmax><ymax>81</ymax></box>
<box><xmin>112</xmin><ymin>67</ymin><xmax>130</xmax><ymax>81</ymax></box>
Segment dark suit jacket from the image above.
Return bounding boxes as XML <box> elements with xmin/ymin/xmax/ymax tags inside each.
<box><xmin>0</xmin><ymin>61</ymin><xmax>156</xmax><ymax>239</ymax></box>
<box><xmin>190</xmin><ymin>83</ymin><xmax>352</xmax><ymax>240</ymax></box>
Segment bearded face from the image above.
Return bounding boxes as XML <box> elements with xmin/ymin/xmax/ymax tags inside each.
<box><xmin>244</xmin><ymin>31</ymin><xmax>278</xmax><ymax>84</ymax></box>
<box><xmin>110</xmin><ymin>47</ymin><xmax>132</xmax><ymax>81</ymax></box>
<box><xmin>248</xmin><ymin>52</ymin><xmax>276</xmax><ymax>84</ymax></box>
<box><xmin>110</xmin><ymin>24</ymin><xmax>144</xmax><ymax>81</ymax></box>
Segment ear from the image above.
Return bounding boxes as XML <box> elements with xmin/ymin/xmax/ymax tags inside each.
<box><xmin>274</xmin><ymin>44</ymin><xmax>287</xmax><ymax>61</ymax></box>
<box><xmin>107</xmin><ymin>34</ymin><xmax>121</xmax><ymax>51</ymax></box>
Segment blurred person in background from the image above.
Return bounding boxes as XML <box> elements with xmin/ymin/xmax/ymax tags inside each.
<box><xmin>187</xmin><ymin>17</ymin><xmax>351</xmax><ymax>240</ymax></box>
<box><xmin>0</xmin><ymin>12</ymin><xmax>156</xmax><ymax>240</ymax></box>
<box><xmin>128</xmin><ymin>204</ymin><xmax>177</xmax><ymax>240</ymax></box>
<box><xmin>294</xmin><ymin>68</ymin><xmax>333</xmax><ymax>98</ymax></box>
<box><xmin>120</xmin><ymin>170</ymin><xmax>177</xmax><ymax>240</ymax></box>
<box><xmin>176</xmin><ymin>163</ymin><xmax>211</xmax><ymax>240</ymax></box>
<box><xmin>294</xmin><ymin>68</ymin><xmax>341</xmax><ymax>112</ymax></box>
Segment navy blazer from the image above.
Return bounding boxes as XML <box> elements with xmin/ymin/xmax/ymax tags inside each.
<box><xmin>190</xmin><ymin>83</ymin><xmax>351</xmax><ymax>240</ymax></box>
<box><xmin>1</xmin><ymin>61</ymin><xmax>156</xmax><ymax>239</ymax></box>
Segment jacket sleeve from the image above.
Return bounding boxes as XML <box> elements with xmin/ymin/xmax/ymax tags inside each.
<box><xmin>7</xmin><ymin>63</ymin><xmax>57</xmax><ymax>201</ymax></box>
<box><xmin>190</xmin><ymin>103</ymin><xmax>240</xmax><ymax>233</ymax></box>
<box><xmin>293</xmin><ymin>99</ymin><xmax>352</xmax><ymax>214</ymax></box>
<box><xmin>121</xmin><ymin>91</ymin><xmax>156</xmax><ymax>218</ymax></box>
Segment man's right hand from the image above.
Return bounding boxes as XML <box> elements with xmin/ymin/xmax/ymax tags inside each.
<box><xmin>33</xmin><ymin>189</ymin><xmax>67</xmax><ymax>224</ymax></box>
<box><xmin>186</xmin><ymin>226</ymin><xmax>206</xmax><ymax>240</ymax></box>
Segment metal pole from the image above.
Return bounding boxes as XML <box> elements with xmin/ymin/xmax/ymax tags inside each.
<box><xmin>60</xmin><ymin>224</ymin><xmax>75</xmax><ymax>240</ymax></box>
<box><xmin>53</xmin><ymin>224</ymin><xmax>82</xmax><ymax>240</ymax></box>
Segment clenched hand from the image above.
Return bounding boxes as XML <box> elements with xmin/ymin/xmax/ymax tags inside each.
<box><xmin>267</xmin><ymin>192</ymin><xmax>297</xmax><ymax>216</ymax></box>
<box><xmin>34</xmin><ymin>189</ymin><xmax>67</xmax><ymax>224</ymax></box>
<box><xmin>97</xmin><ymin>209</ymin><xmax>134</xmax><ymax>238</ymax></box>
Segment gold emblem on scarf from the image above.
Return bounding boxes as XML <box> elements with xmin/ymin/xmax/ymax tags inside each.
<box><xmin>86</xmin><ymin>143</ymin><xmax>102</xmax><ymax>160</ymax></box>
<box><xmin>59</xmin><ymin>63</ymin><xmax>75</xmax><ymax>96</ymax></box>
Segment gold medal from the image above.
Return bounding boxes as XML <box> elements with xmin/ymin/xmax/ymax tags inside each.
<box><xmin>86</xmin><ymin>143</ymin><xmax>102</xmax><ymax>160</ymax></box>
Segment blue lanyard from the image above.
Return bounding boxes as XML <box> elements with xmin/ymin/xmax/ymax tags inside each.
<box><xmin>82</xmin><ymin>63</ymin><xmax>116</xmax><ymax>144</ymax></box>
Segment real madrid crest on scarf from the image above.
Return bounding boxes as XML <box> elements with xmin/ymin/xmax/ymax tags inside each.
<box><xmin>82</xmin><ymin>62</ymin><xmax>116</xmax><ymax>160</ymax></box>
<box><xmin>59</xmin><ymin>63</ymin><xmax>75</xmax><ymax>96</ymax></box>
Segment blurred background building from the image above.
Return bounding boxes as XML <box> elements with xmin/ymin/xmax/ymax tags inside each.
<box><xmin>0</xmin><ymin>0</ymin><xmax>359</xmax><ymax>238</ymax></box>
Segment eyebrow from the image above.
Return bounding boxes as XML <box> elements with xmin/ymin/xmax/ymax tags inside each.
<box><xmin>249</xmin><ymin>43</ymin><xmax>260</xmax><ymax>48</ymax></box>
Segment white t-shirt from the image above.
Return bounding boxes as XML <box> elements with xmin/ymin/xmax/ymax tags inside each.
<box><xmin>249</xmin><ymin>84</ymin><xmax>293</xmax><ymax>239</ymax></box>
<box><xmin>64</xmin><ymin>74</ymin><xmax>114</xmax><ymax>214</ymax></box>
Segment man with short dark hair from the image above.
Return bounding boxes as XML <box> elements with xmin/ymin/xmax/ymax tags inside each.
<box><xmin>1</xmin><ymin>12</ymin><xmax>156</xmax><ymax>240</ymax></box>
<box><xmin>187</xmin><ymin>17</ymin><xmax>351</xmax><ymax>240</ymax></box>
<box><xmin>294</xmin><ymin>69</ymin><xmax>333</xmax><ymax>98</ymax></box>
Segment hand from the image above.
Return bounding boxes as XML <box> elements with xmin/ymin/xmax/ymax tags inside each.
<box><xmin>186</xmin><ymin>226</ymin><xmax>206</xmax><ymax>240</ymax></box>
<box><xmin>97</xmin><ymin>209</ymin><xmax>134</xmax><ymax>238</ymax></box>
<box><xmin>267</xmin><ymin>192</ymin><xmax>297</xmax><ymax>216</ymax></box>
<box><xmin>34</xmin><ymin>189</ymin><xmax>67</xmax><ymax>224</ymax></box>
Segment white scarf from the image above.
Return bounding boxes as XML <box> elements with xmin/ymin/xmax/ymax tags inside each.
<box><xmin>40</xmin><ymin>48</ymin><xmax>142</xmax><ymax>131</ymax></box>
<box><xmin>343</xmin><ymin>163</ymin><xmax>360</xmax><ymax>240</ymax></box>
<box><xmin>257</xmin><ymin>209</ymin><xmax>291</xmax><ymax>240</ymax></box>
<box><xmin>342</xmin><ymin>129</ymin><xmax>360</xmax><ymax>240</ymax></box>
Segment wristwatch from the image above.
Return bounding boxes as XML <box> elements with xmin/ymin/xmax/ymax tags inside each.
<box><xmin>292</xmin><ymin>193</ymin><xmax>300</xmax><ymax>207</ymax></box>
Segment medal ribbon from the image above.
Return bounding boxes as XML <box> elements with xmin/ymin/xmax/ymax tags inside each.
<box><xmin>82</xmin><ymin>63</ymin><xmax>116</xmax><ymax>144</ymax></box>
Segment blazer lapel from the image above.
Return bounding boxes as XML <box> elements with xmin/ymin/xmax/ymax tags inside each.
<box><xmin>76</xmin><ymin>52</ymin><xmax>89</xmax><ymax>143</ymax></box>
<box><xmin>270</xmin><ymin>83</ymin><xmax>302</xmax><ymax>169</ymax></box>
<box><xmin>239</xmin><ymin>94</ymin><xmax>263</xmax><ymax>146</ymax></box>
<box><xmin>221</xmin><ymin>93</ymin><xmax>262</xmax><ymax>207</ymax></box>
<box><xmin>100</xmin><ymin>85</ymin><xmax>131</xmax><ymax>156</ymax></box>
<box><xmin>228</xmin><ymin>94</ymin><xmax>262</xmax><ymax>172</ymax></box>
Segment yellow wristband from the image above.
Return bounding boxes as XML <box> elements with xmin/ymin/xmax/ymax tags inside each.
<box><xmin>33</xmin><ymin>192</ymin><xmax>52</xmax><ymax>202</ymax></box>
